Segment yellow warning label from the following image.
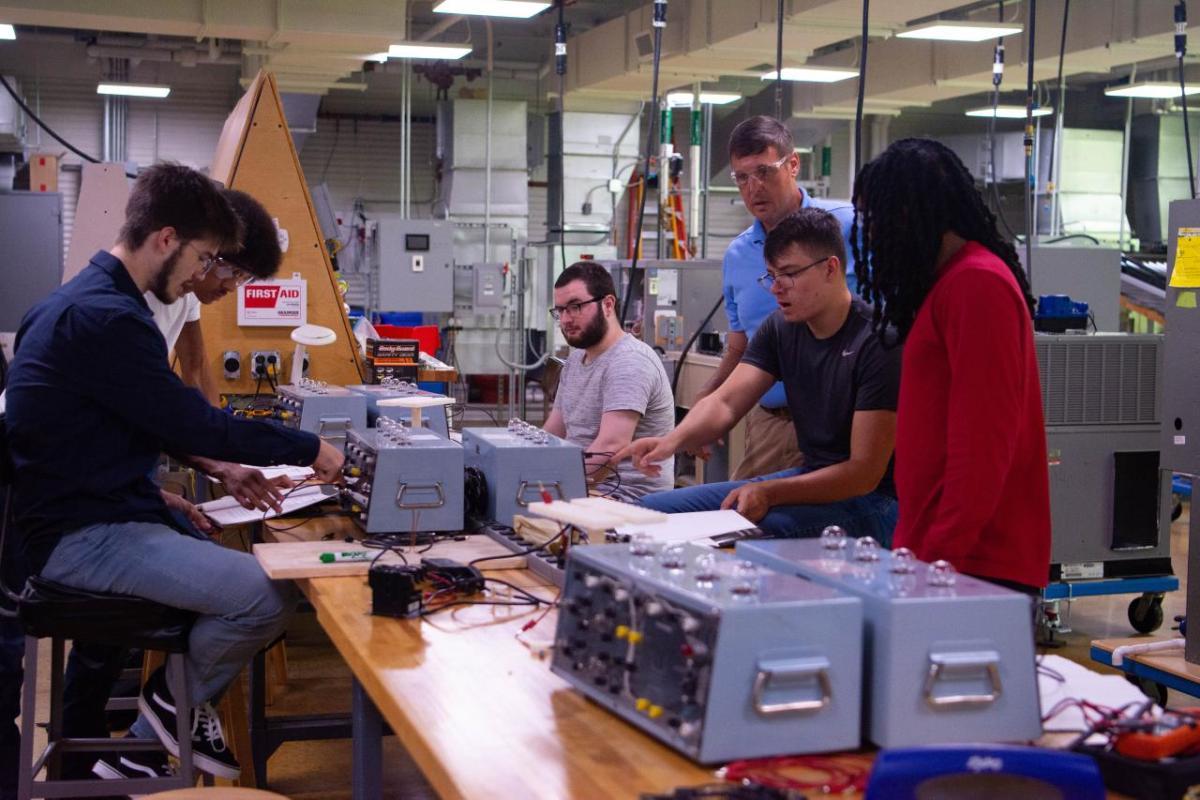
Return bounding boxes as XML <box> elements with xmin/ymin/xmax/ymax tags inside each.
<box><xmin>1171</xmin><ymin>228</ymin><xmax>1200</xmax><ymax>287</ymax></box>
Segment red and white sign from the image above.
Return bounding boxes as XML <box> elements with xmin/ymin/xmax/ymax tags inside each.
<box><xmin>237</xmin><ymin>275</ymin><xmax>307</xmax><ymax>327</ymax></box>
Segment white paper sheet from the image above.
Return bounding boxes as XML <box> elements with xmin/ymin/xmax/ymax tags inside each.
<box><xmin>1038</xmin><ymin>654</ymin><xmax>1160</xmax><ymax>744</ymax></box>
<box><xmin>198</xmin><ymin>483</ymin><xmax>337</xmax><ymax>527</ymax></box>
<box><xmin>614</xmin><ymin>509</ymin><xmax>756</xmax><ymax>544</ymax></box>
<box><xmin>205</xmin><ymin>464</ymin><xmax>314</xmax><ymax>484</ymax></box>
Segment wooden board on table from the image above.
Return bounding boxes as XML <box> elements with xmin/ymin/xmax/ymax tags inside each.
<box><xmin>254</xmin><ymin>538</ymin><xmax>526</xmax><ymax>579</ymax></box>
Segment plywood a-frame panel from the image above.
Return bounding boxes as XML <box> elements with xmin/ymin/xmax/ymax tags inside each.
<box><xmin>63</xmin><ymin>163</ymin><xmax>129</xmax><ymax>283</ymax></box>
<box><xmin>202</xmin><ymin>70</ymin><xmax>364</xmax><ymax>393</ymax></box>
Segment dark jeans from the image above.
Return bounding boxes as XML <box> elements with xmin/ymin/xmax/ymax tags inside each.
<box><xmin>639</xmin><ymin>465</ymin><xmax>899</xmax><ymax>546</ymax></box>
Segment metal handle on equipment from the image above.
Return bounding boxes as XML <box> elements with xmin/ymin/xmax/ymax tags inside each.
<box><xmin>395</xmin><ymin>482</ymin><xmax>446</xmax><ymax>510</ymax></box>
<box><xmin>751</xmin><ymin>656</ymin><xmax>832</xmax><ymax>716</ymax></box>
<box><xmin>923</xmin><ymin>650</ymin><xmax>1002</xmax><ymax>708</ymax></box>
<box><xmin>515</xmin><ymin>480</ymin><xmax>564</xmax><ymax>507</ymax></box>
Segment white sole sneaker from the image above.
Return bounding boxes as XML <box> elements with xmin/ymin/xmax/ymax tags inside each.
<box><xmin>137</xmin><ymin>694</ymin><xmax>240</xmax><ymax>780</ymax></box>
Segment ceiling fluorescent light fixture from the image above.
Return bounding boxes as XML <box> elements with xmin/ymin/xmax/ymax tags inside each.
<box><xmin>965</xmin><ymin>105</ymin><xmax>1052</xmax><ymax>118</ymax></box>
<box><xmin>1104</xmin><ymin>81</ymin><xmax>1200</xmax><ymax>99</ymax></box>
<box><xmin>97</xmin><ymin>82</ymin><xmax>171</xmax><ymax>98</ymax></box>
<box><xmin>387</xmin><ymin>43</ymin><xmax>472</xmax><ymax>60</ymax></box>
<box><xmin>433</xmin><ymin>0</ymin><xmax>550</xmax><ymax>17</ymax></box>
<box><xmin>666</xmin><ymin>91</ymin><xmax>741</xmax><ymax>106</ymax></box>
<box><xmin>0</xmin><ymin>24</ymin><xmax>15</xmax><ymax>40</ymax></box>
<box><xmin>762</xmin><ymin>66</ymin><xmax>859</xmax><ymax>83</ymax></box>
<box><xmin>365</xmin><ymin>52</ymin><xmax>390</xmax><ymax>63</ymax></box>
<box><xmin>897</xmin><ymin>21</ymin><xmax>1023</xmax><ymax>42</ymax></box>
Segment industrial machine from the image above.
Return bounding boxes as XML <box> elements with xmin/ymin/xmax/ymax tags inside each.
<box><xmin>1035</xmin><ymin>332</ymin><xmax>1176</xmax><ymax>634</ymax></box>
<box><xmin>374</xmin><ymin>217</ymin><xmax>455</xmax><ymax>313</ymax></box>
<box><xmin>737</xmin><ymin>534</ymin><xmax>1042</xmax><ymax>749</ymax></box>
<box><xmin>341</xmin><ymin>418</ymin><xmax>465</xmax><ymax>534</ymax></box>
<box><xmin>551</xmin><ymin>542</ymin><xmax>863</xmax><ymax>764</ymax></box>
<box><xmin>461</xmin><ymin>422</ymin><xmax>587</xmax><ymax>527</ymax></box>
<box><xmin>597</xmin><ymin>259</ymin><xmax>726</xmax><ymax>351</ymax></box>
<box><xmin>346</xmin><ymin>381</ymin><xmax>452</xmax><ymax>437</ymax></box>
<box><xmin>274</xmin><ymin>380</ymin><xmax>368</xmax><ymax>449</ymax></box>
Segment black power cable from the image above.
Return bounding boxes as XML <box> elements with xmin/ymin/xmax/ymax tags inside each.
<box><xmin>775</xmin><ymin>0</ymin><xmax>785</xmax><ymax>119</ymax></box>
<box><xmin>987</xmin><ymin>0</ymin><xmax>1019</xmax><ymax>241</ymax></box>
<box><xmin>556</xmin><ymin>0</ymin><xmax>570</xmax><ymax>270</ymax></box>
<box><xmin>854</xmin><ymin>0</ymin><xmax>870</xmax><ymax>178</ymax></box>
<box><xmin>669</xmin><ymin>295</ymin><xmax>724</xmax><ymax>399</ymax></box>
<box><xmin>1178</xmin><ymin>2</ymin><xmax>1197</xmax><ymax>199</ymax></box>
<box><xmin>0</xmin><ymin>75</ymin><xmax>136</xmax><ymax>178</ymax></box>
<box><xmin>618</xmin><ymin>0</ymin><xmax>668</xmax><ymax>327</ymax></box>
<box><xmin>1044</xmin><ymin>0</ymin><xmax>1070</xmax><ymax>211</ymax></box>
<box><xmin>1023</xmin><ymin>0</ymin><xmax>1037</xmax><ymax>283</ymax></box>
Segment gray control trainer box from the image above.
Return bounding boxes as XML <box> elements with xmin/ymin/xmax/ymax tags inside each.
<box><xmin>345</xmin><ymin>383</ymin><xmax>452</xmax><ymax>438</ymax></box>
<box><xmin>341</xmin><ymin>423</ymin><xmax>464</xmax><ymax>534</ymax></box>
<box><xmin>551</xmin><ymin>543</ymin><xmax>864</xmax><ymax>764</ymax></box>
<box><xmin>736</xmin><ymin>536</ymin><xmax>1042</xmax><ymax>748</ymax></box>
<box><xmin>275</xmin><ymin>383</ymin><xmax>368</xmax><ymax>448</ymax></box>
<box><xmin>461</xmin><ymin>426</ymin><xmax>587</xmax><ymax>526</ymax></box>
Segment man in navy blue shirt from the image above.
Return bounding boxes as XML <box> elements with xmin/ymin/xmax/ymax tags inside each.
<box><xmin>5</xmin><ymin>164</ymin><xmax>343</xmax><ymax>782</ymax></box>
<box><xmin>693</xmin><ymin>116</ymin><xmax>857</xmax><ymax>481</ymax></box>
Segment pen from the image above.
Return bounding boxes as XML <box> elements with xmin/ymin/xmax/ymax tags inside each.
<box><xmin>319</xmin><ymin>551</ymin><xmax>371</xmax><ymax>564</ymax></box>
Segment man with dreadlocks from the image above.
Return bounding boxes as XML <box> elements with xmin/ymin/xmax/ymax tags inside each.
<box><xmin>853</xmin><ymin>138</ymin><xmax>1050</xmax><ymax>594</ymax></box>
<box><xmin>622</xmin><ymin>208</ymin><xmax>900</xmax><ymax>543</ymax></box>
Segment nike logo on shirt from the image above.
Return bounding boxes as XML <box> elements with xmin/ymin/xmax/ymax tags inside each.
<box><xmin>842</xmin><ymin>349</ymin><xmax>855</xmax><ymax>357</ymax></box>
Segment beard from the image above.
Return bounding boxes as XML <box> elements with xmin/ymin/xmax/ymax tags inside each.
<box><xmin>148</xmin><ymin>244</ymin><xmax>185</xmax><ymax>304</ymax></box>
<box><xmin>563</xmin><ymin>309</ymin><xmax>609</xmax><ymax>350</ymax></box>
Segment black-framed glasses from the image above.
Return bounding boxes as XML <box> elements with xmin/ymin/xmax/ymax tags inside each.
<box><xmin>730</xmin><ymin>152</ymin><xmax>792</xmax><ymax>187</ymax></box>
<box><xmin>550</xmin><ymin>297</ymin><xmax>603</xmax><ymax>320</ymax></box>
<box><xmin>756</xmin><ymin>256</ymin><xmax>831</xmax><ymax>290</ymax></box>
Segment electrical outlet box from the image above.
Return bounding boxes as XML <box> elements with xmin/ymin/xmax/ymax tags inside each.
<box><xmin>222</xmin><ymin>350</ymin><xmax>241</xmax><ymax>380</ymax></box>
<box><xmin>249</xmin><ymin>350</ymin><xmax>282</xmax><ymax>380</ymax></box>
<box><xmin>412</xmin><ymin>254</ymin><xmax>424</xmax><ymax>273</ymax></box>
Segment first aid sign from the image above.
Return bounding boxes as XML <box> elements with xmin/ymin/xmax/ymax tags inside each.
<box><xmin>237</xmin><ymin>276</ymin><xmax>307</xmax><ymax>326</ymax></box>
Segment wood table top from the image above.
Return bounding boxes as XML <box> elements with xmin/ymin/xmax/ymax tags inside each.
<box><xmin>1091</xmin><ymin>636</ymin><xmax>1196</xmax><ymax>683</ymax></box>
<box><xmin>299</xmin><ymin>569</ymin><xmax>724</xmax><ymax>800</ymax></box>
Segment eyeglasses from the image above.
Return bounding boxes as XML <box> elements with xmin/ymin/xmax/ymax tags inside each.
<box><xmin>756</xmin><ymin>256</ymin><xmax>831</xmax><ymax>290</ymax></box>
<box><xmin>199</xmin><ymin>256</ymin><xmax>255</xmax><ymax>287</ymax></box>
<box><xmin>183</xmin><ymin>241</ymin><xmax>219</xmax><ymax>273</ymax></box>
<box><xmin>730</xmin><ymin>153</ymin><xmax>792</xmax><ymax>187</ymax></box>
<box><xmin>550</xmin><ymin>297</ymin><xmax>603</xmax><ymax>320</ymax></box>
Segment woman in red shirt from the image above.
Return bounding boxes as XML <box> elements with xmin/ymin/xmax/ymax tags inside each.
<box><xmin>851</xmin><ymin>138</ymin><xmax>1050</xmax><ymax>593</ymax></box>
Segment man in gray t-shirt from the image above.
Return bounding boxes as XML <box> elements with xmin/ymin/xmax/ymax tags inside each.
<box><xmin>545</xmin><ymin>262</ymin><xmax>675</xmax><ymax>499</ymax></box>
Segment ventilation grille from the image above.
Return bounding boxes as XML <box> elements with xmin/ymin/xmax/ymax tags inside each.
<box><xmin>1037</xmin><ymin>336</ymin><xmax>1161</xmax><ymax>426</ymax></box>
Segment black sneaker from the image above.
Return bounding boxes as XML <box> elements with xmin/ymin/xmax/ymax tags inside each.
<box><xmin>92</xmin><ymin>748</ymin><xmax>172</xmax><ymax>780</ymax></box>
<box><xmin>137</xmin><ymin>667</ymin><xmax>241</xmax><ymax>779</ymax></box>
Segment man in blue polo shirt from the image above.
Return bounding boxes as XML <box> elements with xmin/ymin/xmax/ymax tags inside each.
<box><xmin>693</xmin><ymin>116</ymin><xmax>856</xmax><ymax>480</ymax></box>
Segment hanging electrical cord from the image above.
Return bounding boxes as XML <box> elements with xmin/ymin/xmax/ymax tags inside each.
<box><xmin>1023</xmin><ymin>0</ymin><xmax>1037</xmax><ymax>282</ymax></box>
<box><xmin>618</xmin><ymin>0</ymin><xmax>667</xmax><ymax>327</ymax></box>
<box><xmin>987</xmin><ymin>0</ymin><xmax>1020</xmax><ymax>241</ymax></box>
<box><xmin>1045</xmin><ymin>0</ymin><xmax>1070</xmax><ymax>237</ymax></box>
<box><xmin>556</xmin><ymin>0</ymin><xmax>570</xmax><ymax>269</ymax></box>
<box><xmin>774</xmin><ymin>0</ymin><xmax>785</xmax><ymax>118</ymax></box>
<box><xmin>854</xmin><ymin>0</ymin><xmax>870</xmax><ymax>178</ymax></box>
<box><xmin>1178</xmin><ymin>1</ymin><xmax>1197</xmax><ymax>199</ymax></box>
<box><xmin>0</xmin><ymin>76</ymin><xmax>135</xmax><ymax>178</ymax></box>
<box><xmin>670</xmin><ymin>296</ymin><xmax>724</xmax><ymax>397</ymax></box>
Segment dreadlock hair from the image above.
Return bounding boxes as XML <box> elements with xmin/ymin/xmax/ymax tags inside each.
<box><xmin>851</xmin><ymin>138</ymin><xmax>1035</xmax><ymax>343</ymax></box>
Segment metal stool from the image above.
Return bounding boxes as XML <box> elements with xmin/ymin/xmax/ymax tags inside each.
<box><xmin>17</xmin><ymin>575</ymin><xmax>198</xmax><ymax>799</ymax></box>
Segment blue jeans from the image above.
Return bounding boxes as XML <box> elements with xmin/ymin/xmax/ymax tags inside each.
<box><xmin>40</xmin><ymin>522</ymin><xmax>297</xmax><ymax>740</ymax></box>
<box><xmin>639</xmin><ymin>467</ymin><xmax>898</xmax><ymax>546</ymax></box>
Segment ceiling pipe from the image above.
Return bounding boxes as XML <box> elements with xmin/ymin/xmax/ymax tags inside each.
<box><xmin>85</xmin><ymin>43</ymin><xmax>240</xmax><ymax>66</ymax></box>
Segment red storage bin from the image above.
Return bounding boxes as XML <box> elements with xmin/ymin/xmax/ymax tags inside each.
<box><xmin>373</xmin><ymin>324</ymin><xmax>440</xmax><ymax>356</ymax></box>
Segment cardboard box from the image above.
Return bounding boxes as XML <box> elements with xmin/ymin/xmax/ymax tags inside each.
<box><xmin>14</xmin><ymin>153</ymin><xmax>59</xmax><ymax>193</ymax></box>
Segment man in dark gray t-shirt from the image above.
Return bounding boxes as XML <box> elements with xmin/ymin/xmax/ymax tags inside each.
<box><xmin>622</xmin><ymin>208</ymin><xmax>901</xmax><ymax>543</ymax></box>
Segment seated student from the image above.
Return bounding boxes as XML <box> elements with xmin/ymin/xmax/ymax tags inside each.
<box><xmin>5</xmin><ymin>163</ymin><xmax>344</xmax><ymax>782</ymax></box>
<box><xmin>169</xmin><ymin>189</ymin><xmax>298</xmax><ymax>516</ymax></box>
<box><xmin>544</xmin><ymin>261</ymin><xmax>675</xmax><ymax>501</ymax></box>
<box><xmin>623</xmin><ymin>209</ymin><xmax>900</xmax><ymax>542</ymax></box>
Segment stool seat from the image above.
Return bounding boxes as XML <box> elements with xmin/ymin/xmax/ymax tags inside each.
<box><xmin>146</xmin><ymin>789</ymin><xmax>290</xmax><ymax>799</ymax></box>
<box><xmin>17</xmin><ymin>575</ymin><xmax>193</xmax><ymax>652</ymax></box>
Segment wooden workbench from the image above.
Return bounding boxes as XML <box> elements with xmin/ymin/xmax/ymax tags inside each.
<box><xmin>1091</xmin><ymin>636</ymin><xmax>1199</xmax><ymax>698</ymax></box>
<box><xmin>298</xmin><ymin>568</ymin><xmax>721</xmax><ymax>799</ymax></box>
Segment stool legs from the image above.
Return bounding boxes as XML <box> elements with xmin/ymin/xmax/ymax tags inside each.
<box><xmin>17</xmin><ymin>636</ymin><xmax>37</xmax><ymax>800</ymax></box>
<box><xmin>167</xmin><ymin>653</ymin><xmax>195</xmax><ymax>784</ymax></box>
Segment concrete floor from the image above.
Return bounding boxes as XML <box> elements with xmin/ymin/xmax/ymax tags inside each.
<box><xmin>21</xmin><ymin>503</ymin><xmax>1194</xmax><ymax>797</ymax></box>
